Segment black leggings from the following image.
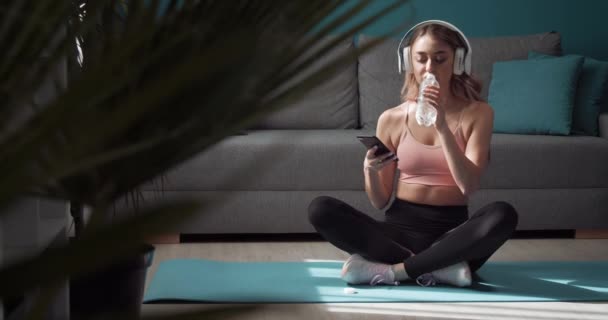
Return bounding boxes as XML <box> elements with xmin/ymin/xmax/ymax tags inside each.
<box><xmin>308</xmin><ymin>196</ymin><xmax>518</xmax><ymax>279</ymax></box>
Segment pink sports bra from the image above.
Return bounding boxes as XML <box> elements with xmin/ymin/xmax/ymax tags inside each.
<box><xmin>396</xmin><ymin>102</ymin><xmax>467</xmax><ymax>186</ymax></box>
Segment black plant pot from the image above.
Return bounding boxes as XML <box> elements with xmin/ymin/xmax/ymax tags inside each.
<box><xmin>69</xmin><ymin>243</ymin><xmax>155</xmax><ymax>319</ymax></box>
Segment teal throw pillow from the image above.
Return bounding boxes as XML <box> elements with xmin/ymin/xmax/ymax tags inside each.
<box><xmin>529</xmin><ymin>51</ymin><xmax>608</xmax><ymax>136</ymax></box>
<box><xmin>488</xmin><ymin>55</ymin><xmax>584</xmax><ymax>135</ymax></box>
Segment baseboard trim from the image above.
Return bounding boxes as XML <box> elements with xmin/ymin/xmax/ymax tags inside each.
<box><xmin>511</xmin><ymin>229</ymin><xmax>575</xmax><ymax>239</ymax></box>
<box><xmin>147</xmin><ymin>233</ymin><xmax>180</xmax><ymax>244</ymax></box>
<box><xmin>575</xmin><ymin>229</ymin><xmax>608</xmax><ymax>239</ymax></box>
<box><xmin>181</xmin><ymin>233</ymin><xmax>324</xmax><ymax>242</ymax></box>
<box><xmin>180</xmin><ymin>230</ymin><xmax>576</xmax><ymax>242</ymax></box>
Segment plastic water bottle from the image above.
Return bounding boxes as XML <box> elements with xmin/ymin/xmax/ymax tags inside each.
<box><xmin>415</xmin><ymin>72</ymin><xmax>440</xmax><ymax>127</ymax></box>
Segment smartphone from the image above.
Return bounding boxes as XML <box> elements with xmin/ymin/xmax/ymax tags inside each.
<box><xmin>356</xmin><ymin>135</ymin><xmax>392</xmax><ymax>157</ymax></box>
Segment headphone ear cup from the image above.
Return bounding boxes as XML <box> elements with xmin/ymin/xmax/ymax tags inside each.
<box><xmin>453</xmin><ymin>47</ymin><xmax>465</xmax><ymax>75</ymax></box>
<box><xmin>402</xmin><ymin>46</ymin><xmax>412</xmax><ymax>74</ymax></box>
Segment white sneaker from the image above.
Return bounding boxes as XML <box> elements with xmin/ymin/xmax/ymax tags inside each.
<box><xmin>341</xmin><ymin>254</ymin><xmax>399</xmax><ymax>286</ymax></box>
<box><xmin>416</xmin><ymin>261</ymin><xmax>472</xmax><ymax>287</ymax></box>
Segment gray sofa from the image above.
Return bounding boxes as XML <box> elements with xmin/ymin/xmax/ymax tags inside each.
<box><xmin>135</xmin><ymin>32</ymin><xmax>608</xmax><ymax>235</ymax></box>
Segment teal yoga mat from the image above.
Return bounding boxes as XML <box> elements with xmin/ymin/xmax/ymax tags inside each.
<box><xmin>143</xmin><ymin>259</ymin><xmax>608</xmax><ymax>303</ymax></box>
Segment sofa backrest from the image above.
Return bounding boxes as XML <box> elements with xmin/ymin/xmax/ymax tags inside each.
<box><xmin>252</xmin><ymin>35</ymin><xmax>359</xmax><ymax>130</ymax></box>
<box><xmin>357</xmin><ymin>32</ymin><xmax>562</xmax><ymax>130</ymax></box>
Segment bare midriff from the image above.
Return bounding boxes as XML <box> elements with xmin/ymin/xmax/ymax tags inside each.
<box><xmin>395</xmin><ymin>181</ymin><xmax>467</xmax><ymax>206</ymax></box>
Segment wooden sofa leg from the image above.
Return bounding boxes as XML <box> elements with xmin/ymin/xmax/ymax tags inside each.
<box><xmin>575</xmin><ymin>229</ymin><xmax>608</xmax><ymax>239</ymax></box>
<box><xmin>147</xmin><ymin>233</ymin><xmax>180</xmax><ymax>244</ymax></box>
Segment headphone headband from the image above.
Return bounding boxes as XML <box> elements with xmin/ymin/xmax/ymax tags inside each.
<box><xmin>397</xmin><ymin>20</ymin><xmax>472</xmax><ymax>75</ymax></box>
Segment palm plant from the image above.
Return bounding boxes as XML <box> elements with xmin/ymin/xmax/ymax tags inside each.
<box><xmin>0</xmin><ymin>0</ymin><xmax>410</xmax><ymax>318</ymax></box>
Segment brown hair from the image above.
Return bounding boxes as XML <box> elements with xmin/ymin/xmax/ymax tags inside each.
<box><xmin>400</xmin><ymin>23</ymin><xmax>484</xmax><ymax>103</ymax></box>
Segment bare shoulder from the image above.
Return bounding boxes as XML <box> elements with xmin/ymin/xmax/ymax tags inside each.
<box><xmin>462</xmin><ymin>101</ymin><xmax>493</xmax><ymax>136</ymax></box>
<box><xmin>466</xmin><ymin>101</ymin><xmax>493</xmax><ymax>120</ymax></box>
<box><xmin>378</xmin><ymin>103</ymin><xmax>405</xmax><ymax>124</ymax></box>
<box><xmin>377</xmin><ymin>101</ymin><xmax>410</xmax><ymax>148</ymax></box>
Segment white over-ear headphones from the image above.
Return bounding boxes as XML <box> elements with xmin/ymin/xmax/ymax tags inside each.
<box><xmin>397</xmin><ymin>20</ymin><xmax>472</xmax><ymax>75</ymax></box>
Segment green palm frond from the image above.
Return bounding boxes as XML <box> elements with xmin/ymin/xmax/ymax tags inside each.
<box><xmin>0</xmin><ymin>0</ymin><xmax>412</xmax><ymax>318</ymax></box>
<box><xmin>0</xmin><ymin>0</ymin><xmax>409</xmax><ymax>210</ymax></box>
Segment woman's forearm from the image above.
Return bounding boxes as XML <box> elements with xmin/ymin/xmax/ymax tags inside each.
<box><xmin>364</xmin><ymin>167</ymin><xmax>392</xmax><ymax>209</ymax></box>
<box><xmin>437</xmin><ymin>126</ymin><xmax>480</xmax><ymax>196</ymax></box>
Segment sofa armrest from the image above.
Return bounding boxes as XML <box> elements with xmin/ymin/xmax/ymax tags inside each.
<box><xmin>600</xmin><ymin>113</ymin><xmax>608</xmax><ymax>139</ymax></box>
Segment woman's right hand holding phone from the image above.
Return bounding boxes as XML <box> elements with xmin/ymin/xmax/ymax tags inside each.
<box><xmin>364</xmin><ymin>146</ymin><xmax>398</xmax><ymax>171</ymax></box>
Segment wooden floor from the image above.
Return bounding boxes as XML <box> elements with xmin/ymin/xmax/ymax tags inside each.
<box><xmin>142</xmin><ymin>238</ymin><xmax>608</xmax><ymax>320</ymax></box>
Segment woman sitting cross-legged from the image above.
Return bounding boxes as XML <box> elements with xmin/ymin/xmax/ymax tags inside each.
<box><xmin>308</xmin><ymin>20</ymin><xmax>518</xmax><ymax>287</ymax></box>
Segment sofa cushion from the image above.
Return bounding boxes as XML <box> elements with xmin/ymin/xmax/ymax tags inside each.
<box><xmin>489</xmin><ymin>55</ymin><xmax>583</xmax><ymax>135</ymax></box>
<box><xmin>601</xmin><ymin>113</ymin><xmax>608</xmax><ymax>139</ymax></box>
<box><xmin>251</xmin><ymin>36</ymin><xmax>359</xmax><ymax>129</ymax></box>
<box><xmin>357</xmin><ymin>35</ymin><xmax>405</xmax><ymax>130</ymax></box>
<box><xmin>357</xmin><ymin>32</ymin><xmax>562</xmax><ymax>130</ymax></box>
<box><xmin>151</xmin><ymin>129</ymin><xmax>375</xmax><ymax>191</ymax></box>
<box><xmin>145</xmin><ymin>130</ymin><xmax>608</xmax><ymax>192</ymax></box>
<box><xmin>529</xmin><ymin>52</ymin><xmax>608</xmax><ymax>136</ymax></box>
<box><xmin>470</xmin><ymin>188</ymin><xmax>608</xmax><ymax>230</ymax></box>
<box><xmin>469</xmin><ymin>32</ymin><xmax>562</xmax><ymax>100</ymax></box>
<box><xmin>482</xmin><ymin>134</ymin><xmax>608</xmax><ymax>189</ymax></box>
<box><xmin>134</xmin><ymin>190</ymin><xmax>383</xmax><ymax>234</ymax></box>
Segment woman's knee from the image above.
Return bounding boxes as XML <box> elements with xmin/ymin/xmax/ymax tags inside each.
<box><xmin>487</xmin><ymin>201</ymin><xmax>519</xmax><ymax>231</ymax></box>
<box><xmin>308</xmin><ymin>196</ymin><xmax>344</xmax><ymax>226</ymax></box>
<box><xmin>473</xmin><ymin>201</ymin><xmax>518</xmax><ymax>238</ymax></box>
